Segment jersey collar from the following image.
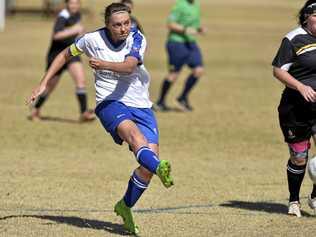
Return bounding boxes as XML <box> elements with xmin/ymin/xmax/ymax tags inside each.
<box><xmin>99</xmin><ymin>28</ymin><xmax>127</xmax><ymax>52</ymax></box>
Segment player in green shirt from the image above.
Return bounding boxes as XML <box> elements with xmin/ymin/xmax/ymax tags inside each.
<box><xmin>155</xmin><ymin>0</ymin><xmax>205</xmax><ymax>111</ymax></box>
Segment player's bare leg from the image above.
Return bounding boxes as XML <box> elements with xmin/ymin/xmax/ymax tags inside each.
<box><xmin>114</xmin><ymin>120</ymin><xmax>173</xmax><ymax>234</ymax></box>
<box><xmin>117</xmin><ymin>120</ymin><xmax>173</xmax><ymax>187</ymax></box>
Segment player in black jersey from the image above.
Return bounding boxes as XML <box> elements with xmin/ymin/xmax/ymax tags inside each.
<box><xmin>120</xmin><ymin>0</ymin><xmax>144</xmax><ymax>33</ymax></box>
<box><xmin>272</xmin><ymin>0</ymin><xmax>316</xmax><ymax>217</ymax></box>
<box><xmin>30</xmin><ymin>0</ymin><xmax>94</xmax><ymax>122</ymax></box>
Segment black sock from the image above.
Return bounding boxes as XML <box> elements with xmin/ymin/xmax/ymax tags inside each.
<box><xmin>311</xmin><ymin>185</ymin><xmax>316</xmax><ymax>199</ymax></box>
<box><xmin>76</xmin><ymin>88</ymin><xmax>87</xmax><ymax>114</ymax></box>
<box><xmin>287</xmin><ymin>160</ymin><xmax>306</xmax><ymax>202</ymax></box>
<box><xmin>178</xmin><ymin>74</ymin><xmax>199</xmax><ymax>101</ymax></box>
<box><xmin>34</xmin><ymin>94</ymin><xmax>48</xmax><ymax>109</ymax></box>
<box><xmin>157</xmin><ymin>79</ymin><xmax>172</xmax><ymax>105</ymax></box>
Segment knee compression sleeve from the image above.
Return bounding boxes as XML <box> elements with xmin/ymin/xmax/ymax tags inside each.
<box><xmin>288</xmin><ymin>140</ymin><xmax>310</xmax><ymax>160</ymax></box>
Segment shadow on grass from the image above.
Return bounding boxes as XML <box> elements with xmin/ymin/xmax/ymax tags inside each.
<box><xmin>220</xmin><ymin>200</ymin><xmax>313</xmax><ymax>217</ymax></box>
<box><xmin>26</xmin><ymin>115</ymin><xmax>95</xmax><ymax>124</ymax></box>
<box><xmin>0</xmin><ymin>215</ymin><xmax>131</xmax><ymax>236</ymax></box>
<box><xmin>135</xmin><ymin>204</ymin><xmax>213</xmax><ymax>214</ymax></box>
<box><xmin>153</xmin><ymin>107</ymin><xmax>186</xmax><ymax>113</ymax></box>
<box><xmin>40</xmin><ymin>116</ymin><xmax>81</xmax><ymax>124</ymax></box>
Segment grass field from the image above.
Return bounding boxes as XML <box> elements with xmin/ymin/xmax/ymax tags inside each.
<box><xmin>1</xmin><ymin>0</ymin><xmax>316</xmax><ymax>236</ymax></box>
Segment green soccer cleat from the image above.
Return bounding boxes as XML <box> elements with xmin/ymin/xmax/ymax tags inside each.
<box><xmin>114</xmin><ymin>199</ymin><xmax>139</xmax><ymax>234</ymax></box>
<box><xmin>156</xmin><ymin>160</ymin><xmax>174</xmax><ymax>188</ymax></box>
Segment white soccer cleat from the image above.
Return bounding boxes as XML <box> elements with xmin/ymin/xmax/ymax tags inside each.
<box><xmin>308</xmin><ymin>195</ymin><xmax>316</xmax><ymax>214</ymax></box>
<box><xmin>288</xmin><ymin>201</ymin><xmax>302</xmax><ymax>217</ymax></box>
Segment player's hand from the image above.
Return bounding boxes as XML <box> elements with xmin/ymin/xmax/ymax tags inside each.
<box><xmin>26</xmin><ymin>84</ymin><xmax>46</xmax><ymax>105</ymax></box>
<box><xmin>198</xmin><ymin>26</ymin><xmax>207</xmax><ymax>35</ymax></box>
<box><xmin>297</xmin><ymin>84</ymin><xmax>316</xmax><ymax>102</ymax></box>
<box><xmin>72</xmin><ymin>24</ymin><xmax>85</xmax><ymax>35</ymax></box>
<box><xmin>78</xmin><ymin>24</ymin><xmax>85</xmax><ymax>35</ymax></box>
<box><xmin>89</xmin><ymin>58</ymin><xmax>104</xmax><ymax>70</ymax></box>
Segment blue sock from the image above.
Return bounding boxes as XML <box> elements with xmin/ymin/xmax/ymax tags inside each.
<box><xmin>135</xmin><ymin>147</ymin><xmax>160</xmax><ymax>174</ymax></box>
<box><xmin>179</xmin><ymin>74</ymin><xmax>199</xmax><ymax>100</ymax></box>
<box><xmin>123</xmin><ymin>171</ymin><xmax>149</xmax><ymax>208</ymax></box>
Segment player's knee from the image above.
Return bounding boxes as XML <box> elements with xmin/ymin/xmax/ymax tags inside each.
<box><xmin>192</xmin><ymin>67</ymin><xmax>204</xmax><ymax>78</ymax></box>
<box><xmin>290</xmin><ymin>157</ymin><xmax>307</xmax><ymax>166</ymax></box>
<box><xmin>138</xmin><ymin>166</ymin><xmax>153</xmax><ymax>181</ymax></box>
<box><xmin>288</xmin><ymin>140</ymin><xmax>310</xmax><ymax>166</ymax></box>
<box><xmin>167</xmin><ymin>72</ymin><xmax>179</xmax><ymax>82</ymax></box>
<box><xmin>128</xmin><ymin>129</ymin><xmax>148</xmax><ymax>150</ymax></box>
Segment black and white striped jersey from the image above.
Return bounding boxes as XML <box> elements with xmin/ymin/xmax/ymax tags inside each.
<box><xmin>48</xmin><ymin>9</ymin><xmax>81</xmax><ymax>55</ymax></box>
<box><xmin>272</xmin><ymin>27</ymin><xmax>316</xmax><ymax>89</ymax></box>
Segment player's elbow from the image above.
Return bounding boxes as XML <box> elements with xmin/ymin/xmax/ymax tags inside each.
<box><xmin>273</xmin><ymin>67</ymin><xmax>280</xmax><ymax>78</ymax></box>
<box><xmin>168</xmin><ymin>24</ymin><xmax>177</xmax><ymax>32</ymax></box>
<box><xmin>52</xmin><ymin>31</ymin><xmax>69</xmax><ymax>41</ymax></box>
<box><xmin>123</xmin><ymin>58</ymin><xmax>138</xmax><ymax>74</ymax></box>
<box><xmin>167</xmin><ymin>23</ymin><xmax>173</xmax><ymax>31</ymax></box>
<box><xmin>52</xmin><ymin>33</ymin><xmax>62</xmax><ymax>41</ymax></box>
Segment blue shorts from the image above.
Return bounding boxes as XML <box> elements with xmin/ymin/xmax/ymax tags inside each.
<box><xmin>166</xmin><ymin>41</ymin><xmax>203</xmax><ymax>72</ymax></box>
<box><xmin>95</xmin><ymin>100</ymin><xmax>159</xmax><ymax>145</ymax></box>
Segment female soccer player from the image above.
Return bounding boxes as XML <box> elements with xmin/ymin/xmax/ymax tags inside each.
<box><xmin>272</xmin><ymin>0</ymin><xmax>316</xmax><ymax>217</ymax></box>
<box><xmin>30</xmin><ymin>0</ymin><xmax>94</xmax><ymax>122</ymax></box>
<box><xmin>27</xmin><ymin>3</ymin><xmax>173</xmax><ymax>234</ymax></box>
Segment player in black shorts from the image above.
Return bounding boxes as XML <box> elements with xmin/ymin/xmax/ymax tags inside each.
<box><xmin>272</xmin><ymin>0</ymin><xmax>316</xmax><ymax>217</ymax></box>
<box><xmin>30</xmin><ymin>0</ymin><xmax>94</xmax><ymax>122</ymax></box>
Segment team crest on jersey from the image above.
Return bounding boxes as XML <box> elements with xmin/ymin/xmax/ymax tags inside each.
<box><xmin>133</xmin><ymin>46</ymin><xmax>140</xmax><ymax>51</ymax></box>
<box><xmin>98</xmin><ymin>70</ymin><xmax>120</xmax><ymax>79</ymax></box>
<box><xmin>95</xmin><ymin>47</ymin><xmax>105</xmax><ymax>51</ymax></box>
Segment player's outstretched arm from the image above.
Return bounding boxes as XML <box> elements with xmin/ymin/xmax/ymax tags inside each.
<box><xmin>89</xmin><ymin>56</ymin><xmax>138</xmax><ymax>74</ymax></box>
<box><xmin>27</xmin><ymin>48</ymin><xmax>72</xmax><ymax>105</ymax></box>
<box><xmin>53</xmin><ymin>23</ymin><xmax>85</xmax><ymax>41</ymax></box>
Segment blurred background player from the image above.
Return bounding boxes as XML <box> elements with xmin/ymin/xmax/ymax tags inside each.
<box><xmin>30</xmin><ymin>0</ymin><xmax>95</xmax><ymax>122</ymax></box>
<box><xmin>120</xmin><ymin>0</ymin><xmax>144</xmax><ymax>33</ymax></box>
<box><xmin>155</xmin><ymin>0</ymin><xmax>205</xmax><ymax>111</ymax></box>
<box><xmin>272</xmin><ymin>0</ymin><xmax>316</xmax><ymax>217</ymax></box>
<box><xmin>28</xmin><ymin>3</ymin><xmax>173</xmax><ymax>234</ymax></box>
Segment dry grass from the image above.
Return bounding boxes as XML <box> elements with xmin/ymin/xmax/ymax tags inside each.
<box><xmin>0</xmin><ymin>0</ymin><xmax>315</xmax><ymax>236</ymax></box>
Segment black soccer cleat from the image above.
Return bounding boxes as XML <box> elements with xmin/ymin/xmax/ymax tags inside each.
<box><xmin>153</xmin><ymin>102</ymin><xmax>171</xmax><ymax>112</ymax></box>
<box><xmin>176</xmin><ymin>97</ymin><xmax>193</xmax><ymax>111</ymax></box>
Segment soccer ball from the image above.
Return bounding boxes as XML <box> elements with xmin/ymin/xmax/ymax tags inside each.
<box><xmin>308</xmin><ymin>156</ymin><xmax>316</xmax><ymax>184</ymax></box>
